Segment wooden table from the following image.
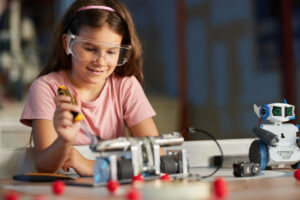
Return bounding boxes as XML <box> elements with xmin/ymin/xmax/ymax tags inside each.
<box><xmin>0</xmin><ymin>168</ymin><xmax>299</xmax><ymax>200</ymax></box>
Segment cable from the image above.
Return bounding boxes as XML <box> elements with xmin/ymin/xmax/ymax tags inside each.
<box><xmin>257</xmin><ymin>118</ymin><xmax>262</xmax><ymax>127</ymax></box>
<box><xmin>182</xmin><ymin>127</ymin><xmax>224</xmax><ymax>178</ymax></box>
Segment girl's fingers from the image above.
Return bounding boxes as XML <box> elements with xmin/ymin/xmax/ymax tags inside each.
<box><xmin>62</xmin><ymin>161</ymin><xmax>70</xmax><ymax>172</ymax></box>
<box><xmin>59</xmin><ymin>111</ymin><xmax>74</xmax><ymax>121</ymax></box>
<box><xmin>54</xmin><ymin>95</ymin><xmax>71</xmax><ymax>105</ymax></box>
<box><xmin>59</xmin><ymin>118</ymin><xmax>73</xmax><ymax>127</ymax></box>
<box><xmin>54</xmin><ymin>110</ymin><xmax>73</xmax><ymax>122</ymax></box>
<box><xmin>62</xmin><ymin>167</ymin><xmax>70</xmax><ymax>172</ymax></box>
<box><xmin>54</xmin><ymin>93</ymin><xmax>82</xmax><ymax>118</ymax></box>
<box><xmin>58</xmin><ymin>102</ymin><xmax>81</xmax><ymax>114</ymax></box>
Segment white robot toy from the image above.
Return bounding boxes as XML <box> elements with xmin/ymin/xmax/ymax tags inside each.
<box><xmin>249</xmin><ymin>99</ymin><xmax>300</xmax><ymax>170</ymax></box>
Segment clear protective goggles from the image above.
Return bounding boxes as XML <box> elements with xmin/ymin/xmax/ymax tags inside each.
<box><xmin>66</xmin><ymin>32</ymin><xmax>131</xmax><ymax>66</ymax></box>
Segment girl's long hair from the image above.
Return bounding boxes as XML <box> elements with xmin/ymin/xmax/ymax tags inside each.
<box><xmin>39</xmin><ymin>0</ymin><xmax>143</xmax><ymax>84</ymax></box>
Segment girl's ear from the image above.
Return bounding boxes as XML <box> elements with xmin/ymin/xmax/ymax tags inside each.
<box><xmin>61</xmin><ymin>34</ymin><xmax>70</xmax><ymax>55</ymax></box>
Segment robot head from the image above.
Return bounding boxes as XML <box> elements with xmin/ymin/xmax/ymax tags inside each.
<box><xmin>254</xmin><ymin>101</ymin><xmax>295</xmax><ymax>123</ymax></box>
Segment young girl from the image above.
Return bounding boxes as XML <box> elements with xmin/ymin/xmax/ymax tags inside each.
<box><xmin>20</xmin><ymin>0</ymin><xmax>159</xmax><ymax>177</ymax></box>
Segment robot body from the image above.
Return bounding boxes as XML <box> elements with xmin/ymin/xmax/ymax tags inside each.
<box><xmin>264</xmin><ymin>124</ymin><xmax>300</xmax><ymax>166</ymax></box>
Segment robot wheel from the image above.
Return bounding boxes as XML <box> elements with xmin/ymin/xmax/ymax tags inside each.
<box><xmin>291</xmin><ymin>161</ymin><xmax>300</xmax><ymax>169</ymax></box>
<box><xmin>249</xmin><ymin>140</ymin><xmax>268</xmax><ymax>170</ymax></box>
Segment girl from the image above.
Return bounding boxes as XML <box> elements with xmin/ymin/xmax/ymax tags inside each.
<box><xmin>20</xmin><ymin>0</ymin><xmax>159</xmax><ymax>177</ymax></box>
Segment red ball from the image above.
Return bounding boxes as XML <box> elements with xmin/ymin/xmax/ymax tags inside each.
<box><xmin>52</xmin><ymin>180</ymin><xmax>65</xmax><ymax>195</ymax></box>
<box><xmin>4</xmin><ymin>191</ymin><xmax>19</xmax><ymax>200</ymax></box>
<box><xmin>214</xmin><ymin>177</ymin><xmax>229</xmax><ymax>198</ymax></box>
<box><xmin>126</xmin><ymin>188</ymin><xmax>142</xmax><ymax>200</ymax></box>
<box><xmin>294</xmin><ymin>169</ymin><xmax>300</xmax><ymax>180</ymax></box>
<box><xmin>132</xmin><ymin>174</ymin><xmax>144</xmax><ymax>183</ymax></box>
<box><xmin>106</xmin><ymin>180</ymin><xmax>120</xmax><ymax>193</ymax></box>
<box><xmin>160</xmin><ymin>173</ymin><xmax>171</xmax><ymax>181</ymax></box>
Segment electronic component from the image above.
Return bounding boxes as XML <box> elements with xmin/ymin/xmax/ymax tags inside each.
<box><xmin>233</xmin><ymin>162</ymin><xmax>260</xmax><ymax>177</ymax></box>
<box><xmin>91</xmin><ymin>132</ymin><xmax>189</xmax><ymax>183</ymax></box>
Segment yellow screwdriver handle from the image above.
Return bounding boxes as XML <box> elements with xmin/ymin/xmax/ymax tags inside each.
<box><xmin>57</xmin><ymin>85</ymin><xmax>84</xmax><ymax>122</ymax></box>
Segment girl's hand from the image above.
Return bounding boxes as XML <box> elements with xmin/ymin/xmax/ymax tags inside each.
<box><xmin>62</xmin><ymin>147</ymin><xmax>95</xmax><ymax>177</ymax></box>
<box><xmin>53</xmin><ymin>94</ymin><xmax>81</xmax><ymax>143</ymax></box>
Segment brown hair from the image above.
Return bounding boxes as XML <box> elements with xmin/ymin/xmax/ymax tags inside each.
<box><xmin>39</xmin><ymin>0</ymin><xmax>144</xmax><ymax>84</ymax></box>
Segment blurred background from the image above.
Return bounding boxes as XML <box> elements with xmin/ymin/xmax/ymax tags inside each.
<box><xmin>0</xmin><ymin>0</ymin><xmax>299</xmax><ymax>147</ymax></box>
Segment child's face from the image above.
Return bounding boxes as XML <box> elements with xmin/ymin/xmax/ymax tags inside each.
<box><xmin>70</xmin><ymin>25</ymin><xmax>123</xmax><ymax>85</ymax></box>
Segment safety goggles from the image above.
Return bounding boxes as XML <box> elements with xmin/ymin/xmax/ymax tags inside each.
<box><xmin>66</xmin><ymin>32</ymin><xmax>131</xmax><ymax>66</ymax></box>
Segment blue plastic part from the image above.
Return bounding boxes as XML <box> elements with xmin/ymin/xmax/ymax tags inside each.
<box><xmin>258</xmin><ymin>140</ymin><xmax>268</xmax><ymax>170</ymax></box>
<box><xmin>94</xmin><ymin>157</ymin><xmax>111</xmax><ymax>183</ymax></box>
<box><xmin>296</xmin><ymin>124</ymin><xmax>300</xmax><ymax>130</ymax></box>
<box><xmin>290</xmin><ymin>116</ymin><xmax>296</xmax><ymax>120</ymax></box>
<box><xmin>260</xmin><ymin>105</ymin><xmax>270</xmax><ymax>120</ymax></box>
<box><xmin>121</xmin><ymin>151</ymin><xmax>132</xmax><ymax>159</ymax></box>
<box><xmin>293</xmin><ymin>162</ymin><xmax>300</xmax><ymax>169</ymax></box>
<box><xmin>283</xmin><ymin>99</ymin><xmax>287</xmax><ymax>104</ymax></box>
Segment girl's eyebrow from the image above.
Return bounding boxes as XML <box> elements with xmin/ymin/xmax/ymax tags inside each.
<box><xmin>82</xmin><ymin>41</ymin><xmax>95</xmax><ymax>46</ymax></box>
<box><xmin>108</xmin><ymin>47</ymin><xmax>120</xmax><ymax>50</ymax></box>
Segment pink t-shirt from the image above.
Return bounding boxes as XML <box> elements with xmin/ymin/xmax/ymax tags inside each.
<box><xmin>20</xmin><ymin>71</ymin><xmax>156</xmax><ymax>145</ymax></box>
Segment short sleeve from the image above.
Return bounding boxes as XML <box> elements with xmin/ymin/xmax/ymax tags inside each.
<box><xmin>20</xmin><ymin>78</ymin><xmax>57</xmax><ymax>126</ymax></box>
<box><xmin>122</xmin><ymin>76</ymin><xmax>156</xmax><ymax>127</ymax></box>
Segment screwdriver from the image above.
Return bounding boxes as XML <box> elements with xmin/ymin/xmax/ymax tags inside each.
<box><xmin>57</xmin><ymin>85</ymin><xmax>94</xmax><ymax>143</ymax></box>
<box><xmin>57</xmin><ymin>85</ymin><xmax>84</xmax><ymax>122</ymax></box>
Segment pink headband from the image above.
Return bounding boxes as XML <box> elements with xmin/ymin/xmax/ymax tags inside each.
<box><xmin>78</xmin><ymin>5</ymin><xmax>115</xmax><ymax>12</ymax></box>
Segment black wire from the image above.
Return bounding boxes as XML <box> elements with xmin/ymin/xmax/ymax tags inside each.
<box><xmin>183</xmin><ymin>127</ymin><xmax>224</xmax><ymax>178</ymax></box>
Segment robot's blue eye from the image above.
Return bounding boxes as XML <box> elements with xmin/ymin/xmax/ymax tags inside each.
<box><xmin>272</xmin><ymin>106</ymin><xmax>282</xmax><ymax>116</ymax></box>
<box><xmin>260</xmin><ymin>105</ymin><xmax>270</xmax><ymax>119</ymax></box>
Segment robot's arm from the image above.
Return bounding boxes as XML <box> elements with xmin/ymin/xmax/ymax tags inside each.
<box><xmin>252</xmin><ymin>126</ymin><xmax>279</xmax><ymax>147</ymax></box>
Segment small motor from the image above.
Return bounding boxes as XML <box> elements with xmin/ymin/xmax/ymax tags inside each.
<box><xmin>233</xmin><ymin>162</ymin><xmax>260</xmax><ymax>177</ymax></box>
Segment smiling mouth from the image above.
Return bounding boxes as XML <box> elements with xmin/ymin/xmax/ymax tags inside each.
<box><xmin>87</xmin><ymin>67</ymin><xmax>105</xmax><ymax>74</ymax></box>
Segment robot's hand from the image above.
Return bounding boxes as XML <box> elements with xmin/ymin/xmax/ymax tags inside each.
<box><xmin>253</xmin><ymin>127</ymin><xmax>279</xmax><ymax>147</ymax></box>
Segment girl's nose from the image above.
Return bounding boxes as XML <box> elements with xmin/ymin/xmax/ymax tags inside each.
<box><xmin>93</xmin><ymin>52</ymin><xmax>106</xmax><ymax>65</ymax></box>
